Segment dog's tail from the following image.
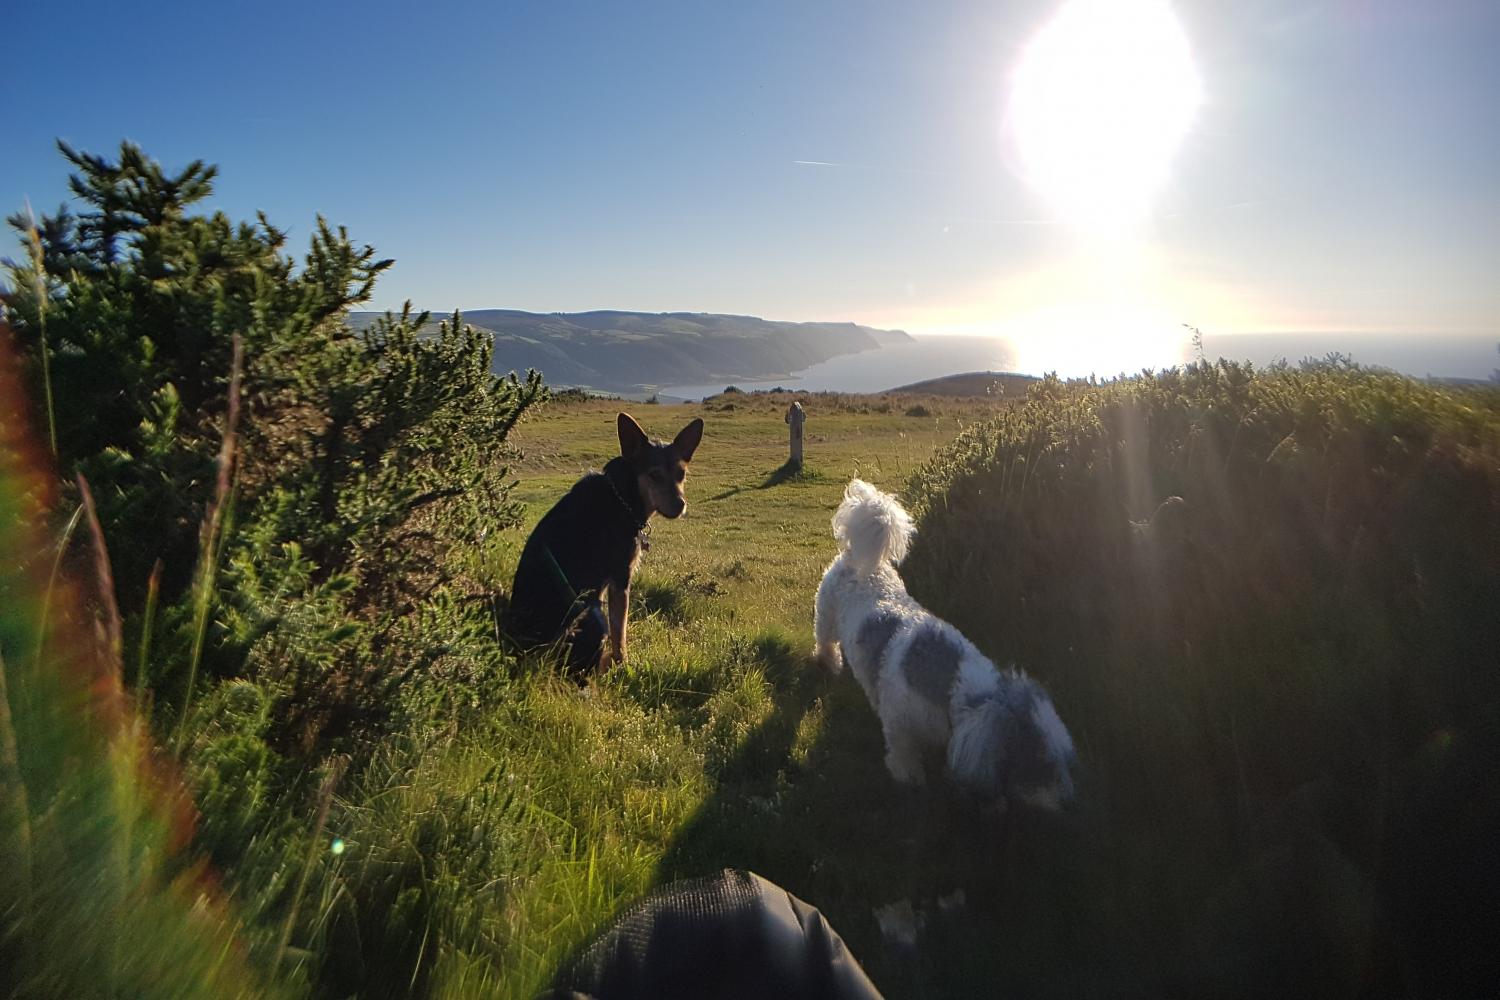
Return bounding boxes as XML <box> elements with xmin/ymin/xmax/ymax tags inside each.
<box><xmin>947</xmin><ymin>695</ymin><xmax>1008</xmax><ymax>796</ymax></box>
<box><xmin>832</xmin><ymin>479</ymin><xmax>915</xmax><ymax>575</ymax></box>
<box><xmin>949</xmin><ymin>680</ymin><xmax>1077</xmax><ymax>808</ymax></box>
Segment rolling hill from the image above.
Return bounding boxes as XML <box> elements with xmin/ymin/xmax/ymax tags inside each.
<box><xmin>349</xmin><ymin>309</ymin><xmax>911</xmax><ymax>392</ymax></box>
<box><xmin>886</xmin><ymin>370</ymin><xmax>1039</xmax><ymax>397</ymax></box>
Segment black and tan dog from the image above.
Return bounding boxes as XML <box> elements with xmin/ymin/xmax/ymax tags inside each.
<box><xmin>507</xmin><ymin>413</ymin><xmax>704</xmax><ymax>674</ymax></box>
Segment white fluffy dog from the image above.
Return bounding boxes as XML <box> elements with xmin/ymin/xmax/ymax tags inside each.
<box><xmin>814</xmin><ymin>479</ymin><xmax>1077</xmax><ymax>809</ymax></box>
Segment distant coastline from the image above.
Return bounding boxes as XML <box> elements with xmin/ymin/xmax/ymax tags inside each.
<box><xmin>657</xmin><ymin>334</ymin><xmax>1018</xmax><ymax>400</ymax></box>
<box><xmin>350</xmin><ymin>308</ymin><xmax>911</xmax><ymax>394</ymax></box>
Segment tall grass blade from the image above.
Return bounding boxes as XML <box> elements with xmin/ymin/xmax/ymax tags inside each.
<box><xmin>76</xmin><ymin>470</ymin><xmax>133</xmax><ymax>982</ymax></box>
<box><xmin>174</xmin><ymin>332</ymin><xmax>244</xmax><ymax>751</ymax></box>
<box><xmin>135</xmin><ymin>559</ymin><xmax>163</xmax><ymax>719</ymax></box>
<box><xmin>34</xmin><ymin>502</ymin><xmax>83</xmax><ymax>667</ymax></box>
<box><xmin>75</xmin><ymin>473</ymin><xmax>124</xmax><ymax>670</ymax></box>
<box><xmin>21</xmin><ymin>204</ymin><xmax>57</xmax><ymax>457</ymax></box>
<box><xmin>276</xmin><ymin>754</ymin><xmax>348</xmax><ymax>975</ymax></box>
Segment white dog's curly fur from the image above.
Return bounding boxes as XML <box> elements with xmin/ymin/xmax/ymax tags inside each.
<box><xmin>814</xmin><ymin>479</ymin><xmax>1077</xmax><ymax>809</ymax></box>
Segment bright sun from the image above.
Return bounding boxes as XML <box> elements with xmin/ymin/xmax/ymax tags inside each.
<box><xmin>1007</xmin><ymin>0</ymin><xmax>1203</xmax><ymax>230</ymax></box>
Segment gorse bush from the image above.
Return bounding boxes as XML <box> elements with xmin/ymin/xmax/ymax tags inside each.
<box><xmin>903</xmin><ymin>359</ymin><xmax>1500</xmax><ymax>996</ymax></box>
<box><xmin>2</xmin><ymin>142</ymin><xmax>545</xmax><ymax>995</ymax></box>
<box><xmin>4</xmin><ymin>141</ymin><xmax>545</xmax><ymax>752</ymax></box>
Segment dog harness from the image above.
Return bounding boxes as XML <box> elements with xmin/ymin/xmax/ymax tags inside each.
<box><xmin>539</xmin><ymin>541</ymin><xmax>582</xmax><ymax>603</ymax></box>
<box><xmin>535</xmin><ymin>470</ymin><xmax>649</xmax><ymax>612</ymax></box>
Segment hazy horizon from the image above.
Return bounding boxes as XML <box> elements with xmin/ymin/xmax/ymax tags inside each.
<box><xmin>645</xmin><ymin>329</ymin><xmax>1496</xmax><ymax>400</ymax></box>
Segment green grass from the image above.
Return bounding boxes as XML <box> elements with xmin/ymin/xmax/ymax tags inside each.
<box><xmin>430</xmin><ymin>389</ymin><xmax>1014</xmax><ymax>997</ymax></box>
<box><xmin>161</xmin><ymin>386</ymin><xmax>1008</xmax><ymax>999</ymax></box>
<box><xmin>9</xmin><ymin>369</ymin><xmax>1496</xmax><ymax>998</ymax></box>
<box><xmin>501</xmin><ymin>390</ymin><xmax>993</xmax><ymax>643</ymax></box>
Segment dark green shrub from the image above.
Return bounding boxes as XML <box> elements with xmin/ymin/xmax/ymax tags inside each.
<box><xmin>904</xmin><ymin>359</ymin><xmax>1500</xmax><ymax>996</ymax></box>
<box><xmin>5</xmin><ymin>142</ymin><xmax>545</xmax><ymax>752</ymax></box>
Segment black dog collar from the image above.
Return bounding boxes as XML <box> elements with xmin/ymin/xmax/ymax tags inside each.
<box><xmin>604</xmin><ymin>471</ymin><xmax>651</xmax><ymax>549</ymax></box>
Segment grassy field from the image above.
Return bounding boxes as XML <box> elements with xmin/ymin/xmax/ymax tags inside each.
<box><xmin>455</xmin><ymin>388</ymin><xmax>1027</xmax><ymax>998</ymax></box>
<box><xmin>505</xmin><ymin>390</ymin><xmax>1001</xmax><ymax>663</ymax></box>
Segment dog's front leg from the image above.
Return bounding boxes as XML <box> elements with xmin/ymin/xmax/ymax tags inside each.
<box><xmin>604</xmin><ymin>584</ymin><xmax>629</xmax><ymax>668</ymax></box>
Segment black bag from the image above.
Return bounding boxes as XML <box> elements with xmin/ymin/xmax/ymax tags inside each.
<box><xmin>544</xmin><ymin>869</ymin><xmax>884</xmax><ymax>1000</ymax></box>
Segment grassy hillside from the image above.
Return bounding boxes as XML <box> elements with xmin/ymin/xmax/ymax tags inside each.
<box><xmin>387</xmin><ymin>366</ymin><xmax>1500</xmax><ymax>999</ymax></box>
<box><xmin>7</xmin><ymin>357</ymin><xmax>1498</xmax><ymax>998</ymax></box>
<box><xmin>348</xmin><ymin>309</ymin><xmax>912</xmax><ymax>393</ymax></box>
<box><xmin>1</xmin><ymin>344</ymin><xmax>1010</xmax><ymax>998</ymax></box>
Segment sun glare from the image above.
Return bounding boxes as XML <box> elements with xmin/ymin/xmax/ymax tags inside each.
<box><xmin>1006</xmin><ymin>303</ymin><xmax>1188</xmax><ymax>377</ymax></box>
<box><xmin>1007</xmin><ymin>0</ymin><xmax>1203</xmax><ymax>230</ymax></box>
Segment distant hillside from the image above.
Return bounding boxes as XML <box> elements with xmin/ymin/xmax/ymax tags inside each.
<box><xmin>886</xmin><ymin>371</ymin><xmax>1039</xmax><ymax>397</ymax></box>
<box><xmin>349</xmin><ymin>309</ymin><xmax>911</xmax><ymax>391</ymax></box>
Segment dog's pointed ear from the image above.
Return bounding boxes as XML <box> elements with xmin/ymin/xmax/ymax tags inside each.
<box><xmin>618</xmin><ymin>413</ymin><xmax>649</xmax><ymax>459</ymax></box>
<box><xmin>672</xmin><ymin>418</ymin><xmax>704</xmax><ymax>463</ymax></box>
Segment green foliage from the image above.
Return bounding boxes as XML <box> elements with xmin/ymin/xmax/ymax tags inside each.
<box><xmin>6</xmin><ymin>142</ymin><xmax>371</xmax><ymax>601</ymax></box>
<box><xmin>903</xmin><ymin>359</ymin><xmax>1500</xmax><ymax>995</ymax></box>
<box><xmin>5</xmin><ymin>142</ymin><xmax>545</xmax><ymax>745</ymax></box>
<box><xmin>186</xmin><ymin>679</ymin><xmax>283</xmax><ymax>862</ymax></box>
<box><xmin>1</xmin><ymin>358</ymin><xmax>289</xmax><ymax>998</ymax></box>
<box><xmin>4</xmin><ymin>143</ymin><xmax>546</xmax><ymax>995</ymax></box>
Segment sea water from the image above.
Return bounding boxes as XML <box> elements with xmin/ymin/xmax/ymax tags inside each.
<box><xmin>658</xmin><ymin>333</ymin><xmax>1497</xmax><ymax>401</ymax></box>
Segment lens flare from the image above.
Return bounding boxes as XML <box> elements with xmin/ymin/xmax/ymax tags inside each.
<box><xmin>1007</xmin><ymin>0</ymin><xmax>1203</xmax><ymax>230</ymax></box>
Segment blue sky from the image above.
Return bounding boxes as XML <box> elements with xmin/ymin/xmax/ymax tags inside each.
<box><xmin>6</xmin><ymin>0</ymin><xmax>1497</xmax><ymax>358</ymax></box>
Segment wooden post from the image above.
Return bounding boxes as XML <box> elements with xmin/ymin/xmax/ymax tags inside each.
<box><xmin>785</xmin><ymin>401</ymin><xmax>805</xmax><ymax>467</ymax></box>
